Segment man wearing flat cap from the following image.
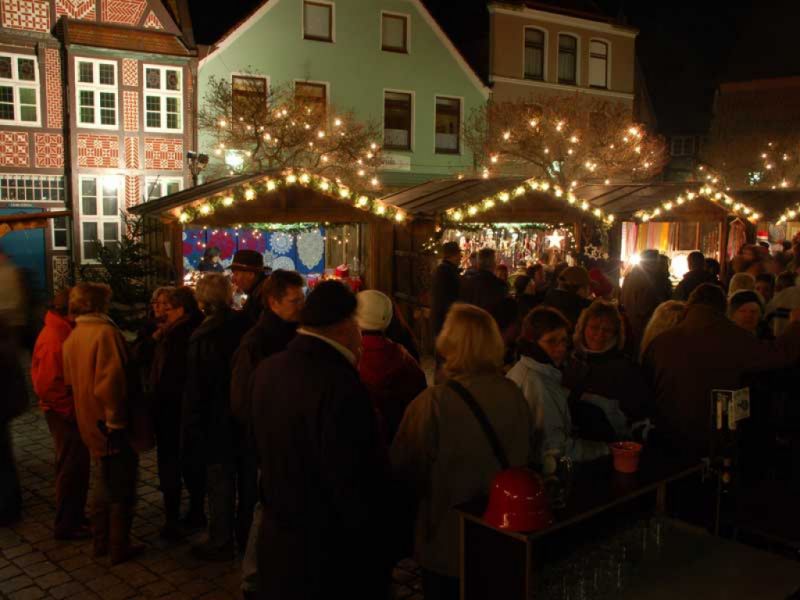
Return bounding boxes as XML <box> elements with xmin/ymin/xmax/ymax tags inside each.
<box><xmin>250</xmin><ymin>280</ymin><xmax>392</xmax><ymax>600</ymax></box>
<box><xmin>230</xmin><ymin>250</ymin><xmax>269</xmax><ymax>327</ymax></box>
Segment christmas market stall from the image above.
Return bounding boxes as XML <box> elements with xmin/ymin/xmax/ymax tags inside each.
<box><xmin>728</xmin><ymin>189</ymin><xmax>800</xmax><ymax>248</ymax></box>
<box><xmin>381</xmin><ymin>175</ymin><xmax>615</xmax><ymax>349</ymax></box>
<box><xmin>575</xmin><ymin>182</ymin><xmax>762</xmax><ymax>282</ymax></box>
<box><xmin>128</xmin><ymin>170</ymin><xmax>406</xmax><ymax>294</ymax></box>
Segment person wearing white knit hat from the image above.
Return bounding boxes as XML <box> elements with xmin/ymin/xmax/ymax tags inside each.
<box><xmin>355</xmin><ymin>290</ymin><xmax>427</xmax><ymax>442</ymax></box>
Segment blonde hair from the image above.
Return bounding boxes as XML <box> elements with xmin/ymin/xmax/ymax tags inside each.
<box><xmin>640</xmin><ymin>300</ymin><xmax>686</xmax><ymax>360</ymax></box>
<box><xmin>195</xmin><ymin>273</ymin><xmax>232</xmax><ymax>314</ymax></box>
<box><xmin>728</xmin><ymin>272</ymin><xmax>755</xmax><ymax>297</ymax></box>
<box><xmin>436</xmin><ymin>303</ymin><xmax>504</xmax><ymax>377</ymax></box>
<box><xmin>574</xmin><ymin>299</ymin><xmax>624</xmax><ymax>352</ymax></box>
<box><xmin>69</xmin><ymin>283</ymin><xmax>112</xmax><ymax>316</ymax></box>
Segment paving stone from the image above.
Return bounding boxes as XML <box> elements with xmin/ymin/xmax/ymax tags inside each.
<box><xmin>0</xmin><ymin>563</ymin><xmax>23</xmax><ymax>581</ymax></box>
<box><xmin>48</xmin><ymin>581</ymin><xmax>86</xmax><ymax>599</ymax></box>
<box><xmin>4</xmin><ymin>544</ymin><xmax>35</xmax><ymax>559</ymax></box>
<box><xmin>35</xmin><ymin>570</ymin><xmax>72</xmax><ymax>590</ymax></box>
<box><xmin>85</xmin><ymin>573</ymin><xmax>122</xmax><ymax>593</ymax></box>
<box><xmin>22</xmin><ymin>560</ymin><xmax>58</xmax><ymax>578</ymax></box>
<box><xmin>140</xmin><ymin>579</ymin><xmax>177</xmax><ymax>597</ymax></box>
<box><xmin>8</xmin><ymin>586</ymin><xmax>47</xmax><ymax>600</ymax></box>
<box><xmin>0</xmin><ymin>574</ymin><xmax>35</xmax><ymax>595</ymax></box>
<box><xmin>102</xmin><ymin>582</ymin><xmax>138</xmax><ymax>600</ymax></box>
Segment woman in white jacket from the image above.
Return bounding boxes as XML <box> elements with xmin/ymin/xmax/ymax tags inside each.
<box><xmin>507</xmin><ymin>306</ymin><xmax>609</xmax><ymax>465</ymax></box>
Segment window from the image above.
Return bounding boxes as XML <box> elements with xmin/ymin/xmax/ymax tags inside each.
<box><xmin>670</xmin><ymin>136</ymin><xmax>696</xmax><ymax>157</ymax></box>
<box><xmin>0</xmin><ymin>53</ymin><xmax>39</xmax><ymax>125</ymax></box>
<box><xmin>588</xmin><ymin>40</ymin><xmax>608</xmax><ymax>88</ymax></box>
<box><xmin>144</xmin><ymin>65</ymin><xmax>182</xmax><ymax>132</ymax></box>
<box><xmin>524</xmin><ymin>28</ymin><xmax>545</xmax><ymax>80</ymax></box>
<box><xmin>0</xmin><ymin>175</ymin><xmax>64</xmax><ymax>201</ymax></box>
<box><xmin>384</xmin><ymin>92</ymin><xmax>412</xmax><ymax>150</ymax></box>
<box><xmin>557</xmin><ymin>34</ymin><xmax>578</xmax><ymax>85</ymax></box>
<box><xmin>295</xmin><ymin>81</ymin><xmax>327</xmax><ymax>115</ymax></box>
<box><xmin>79</xmin><ymin>176</ymin><xmax>121</xmax><ymax>261</ymax></box>
<box><xmin>145</xmin><ymin>176</ymin><xmax>182</xmax><ymax>201</ymax></box>
<box><xmin>435</xmin><ymin>97</ymin><xmax>460</xmax><ymax>154</ymax></box>
<box><xmin>382</xmin><ymin>13</ymin><xmax>408</xmax><ymax>53</ymax></box>
<box><xmin>51</xmin><ymin>212</ymin><xmax>70</xmax><ymax>251</ymax></box>
<box><xmin>232</xmin><ymin>75</ymin><xmax>268</xmax><ymax>122</ymax></box>
<box><xmin>303</xmin><ymin>1</ymin><xmax>333</xmax><ymax>42</ymax></box>
<box><xmin>76</xmin><ymin>59</ymin><xmax>117</xmax><ymax>128</ymax></box>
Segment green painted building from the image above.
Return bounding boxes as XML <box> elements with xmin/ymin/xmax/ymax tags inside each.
<box><xmin>198</xmin><ymin>0</ymin><xmax>489</xmax><ymax>187</ymax></box>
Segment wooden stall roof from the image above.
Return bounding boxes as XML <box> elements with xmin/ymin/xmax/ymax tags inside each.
<box><xmin>380</xmin><ymin>178</ymin><xmax>734</xmax><ymax>223</ymax></box>
<box><xmin>62</xmin><ymin>19</ymin><xmax>193</xmax><ymax>57</ymax></box>
<box><xmin>0</xmin><ymin>210</ymin><xmax>71</xmax><ymax>238</ymax></box>
<box><xmin>727</xmin><ymin>189</ymin><xmax>800</xmax><ymax>222</ymax></box>
<box><xmin>129</xmin><ymin>172</ymin><xmax>389</xmax><ymax>227</ymax></box>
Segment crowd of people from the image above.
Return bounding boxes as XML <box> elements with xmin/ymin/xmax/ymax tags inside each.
<box><xmin>0</xmin><ymin>235</ymin><xmax>799</xmax><ymax>600</ymax></box>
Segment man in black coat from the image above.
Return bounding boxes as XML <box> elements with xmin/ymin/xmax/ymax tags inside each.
<box><xmin>541</xmin><ymin>266</ymin><xmax>593</xmax><ymax>328</ymax></box>
<box><xmin>674</xmin><ymin>251</ymin><xmax>717</xmax><ymax>301</ymax></box>
<box><xmin>430</xmin><ymin>241</ymin><xmax>462</xmax><ymax>336</ymax></box>
<box><xmin>250</xmin><ymin>281</ymin><xmax>393</xmax><ymax>600</ymax></box>
<box><xmin>230</xmin><ymin>250</ymin><xmax>269</xmax><ymax>327</ymax></box>
<box><xmin>230</xmin><ymin>270</ymin><xmax>305</xmax><ymax>599</ymax></box>
<box><xmin>459</xmin><ymin>247</ymin><xmax>510</xmax><ymax>327</ymax></box>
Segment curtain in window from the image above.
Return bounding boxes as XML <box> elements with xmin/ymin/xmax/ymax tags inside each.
<box><xmin>524</xmin><ymin>29</ymin><xmax>544</xmax><ymax>79</ymax></box>
<box><xmin>558</xmin><ymin>35</ymin><xmax>577</xmax><ymax>83</ymax></box>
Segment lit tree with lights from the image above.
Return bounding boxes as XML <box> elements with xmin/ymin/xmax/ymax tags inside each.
<box><xmin>198</xmin><ymin>75</ymin><xmax>384</xmax><ymax>193</ymax></box>
<box><xmin>464</xmin><ymin>94</ymin><xmax>668</xmax><ymax>188</ymax></box>
<box><xmin>699</xmin><ymin>133</ymin><xmax>800</xmax><ymax>190</ymax></box>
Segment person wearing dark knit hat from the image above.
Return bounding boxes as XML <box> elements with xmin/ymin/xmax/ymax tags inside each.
<box><xmin>540</xmin><ymin>265</ymin><xmax>592</xmax><ymax>327</ymax></box>
<box><xmin>728</xmin><ymin>289</ymin><xmax>764</xmax><ymax>336</ymax></box>
<box><xmin>249</xmin><ymin>279</ymin><xmax>393</xmax><ymax>598</ymax></box>
<box><xmin>230</xmin><ymin>250</ymin><xmax>267</xmax><ymax>326</ymax></box>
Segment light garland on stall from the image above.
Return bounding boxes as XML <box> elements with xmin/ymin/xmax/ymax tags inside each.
<box><xmin>634</xmin><ymin>184</ymin><xmax>761</xmax><ymax>223</ymax></box>
<box><xmin>442</xmin><ymin>178</ymin><xmax>616</xmax><ymax>226</ymax></box>
<box><xmin>777</xmin><ymin>203</ymin><xmax>800</xmax><ymax>224</ymax></box>
<box><xmin>174</xmin><ymin>171</ymin><xmax>407</xmax><ymax>225</ymax></box>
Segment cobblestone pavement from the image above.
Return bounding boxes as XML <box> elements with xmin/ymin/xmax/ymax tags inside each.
<box><xmin>1</xmin><ymin>406</ymin><xmax>423</xmax><ymax>599</ymax></box>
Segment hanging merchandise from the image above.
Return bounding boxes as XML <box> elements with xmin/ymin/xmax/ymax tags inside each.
<box><xmin>727</xmin><ymin>218</ymin><xmax>748</xmax><ymax>260</ymax></box>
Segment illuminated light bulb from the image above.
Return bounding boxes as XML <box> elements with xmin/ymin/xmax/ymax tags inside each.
<box><xmin>317</xmin><ymin>130</ymin><xmax>325</xmax><ymax>138</ymax></box>
<box><xmin>544</xmin><ymin>148</ymin><xmax>549</xmax><ymax>154</ymax></box>
<box><xmin>395</xmin><ymin>211</ymin><xmax>405</xmax><ymax>222</ymax></box>
<box><xmin>555</xmin><ymin>121</ymin><xmax>564</xmax><ymax>131</ymax></box>
<box><xmin>643</xmin><ymin>161</ymin><xmax>651</xmax><ymax>168</ymax></box>
<box><xmin>457</xmin><ymin>174</ymin><xmax>464</xmax><ymax>180</ymax></box>
<box><xmin>634</xmin><ymin>146</ymin><xmax>642</xmax><ymax>154</ymax></box>
<box><xmin>219</xmin><ymin>143</ymin><xmax>226</xmax><ymax>149</ymax></box>
<box><xmin>266</xmin><ymin>180</ymin><xmax>276</xmax><ymax>191</ymax></box>
<box><xmin>571</xmin><ymin>181</ymin><xmax>578</xmax><ymax>188</ymax></box>
<box><xmin>714</xmin><ymin>192</ymin><xmax>723</xmax><ymax>200</ymax></box>
<box><xmin>499</xmin><ymin>192</ymin><xmax>510</xmax><ymax>202</ymax></box>
<box><xmin>781</xmin><ymin>180</ymin><xmax>789</xmax><ymax>188</ymax></box>
<box><xmin>604</xmin><ymin>179</ymin><xmax>611</xmax><ymax>185</ymax></box>
<box><xmin>554</xmin><ymin>188</ymin><xmax>564</xmax><ymax>197</ymax></box>
<box><xmin>528</xmin><ymin>180</ymin><xmax>539</xmax><ymax>190</ymax></box>
<box><xmin>357</xmin><ymin>195</ymin><xmax>369</xmax><ymax>207</ymax></box>
<box><xmin>623</xmin><ymin>137</ymin><xmax>629</xmax><ymax>143</ymax></box>
<box><xmin>743</xmin><ymin>207</ymin><xmax>751</xmax><ymax>215</ymax></box>
<box><xmin>733</xmin><ymin>203</ymin><xmax>742</xmax><ymax>210</ymax></box>
<box><xmin>540</xmin><ymin>182</ymin><xmax>550</xmax><ymax>191</ymax></box>
<box><xmin>568</xmin><ymin>148</ymin><xmax>574</xmax><ymax>155</ymax></box>
<box><xmin>567</xmin><ymin>193</ymin><xmax>576</xmax><ymax>204</ymax></box>
<box><xmin>767</xmin><ymin>164</ymin><xmax>773</xmax><ymax>170</ymax></box>
<box><xmin>214</xmin><ymin>149</ymin><xmax>222</xmax><ymax>156</ymax></box>
<box><xmin>200</xmin><ymin>204</ymin><xmax>211</xmax><ymax>215</ymax></box>
<box><xmin>222</xmin><ymin>196</ymin><xmax>234</xmax><ymax>207</ymax></box>
<box><xmin>593</xmin><ymin>208</ymin><xmax>602</xmax><ymax>217</ymax></box>
<box><xmin>677</xmin><ymin>197</ymin><xmax>685</xmax><ymax>205</ymax></box>
<box><xmin>783</xmin><ymin>154</ymin><xmax>789</xmax><ymax>161</ymax></box>
<box><xmin>502</xmin><ymin>131</ymin><xmax>511</xmax><ymax>140</ymax></box>
<box><xmin>319</xmin><ymin>181</ymin><xmax>330</xmax><ymax>191</ymax></box>
<box><xmin>724</xmin><ymin>197</ymin><xmax>733</xmax><ymax>205</ymax></box>
<box><xmin>482</xmin><ymin>170</ymin><xmax>490</xmax><ymax>179</ymax></box>
<box><xmin>490</xmin><ymin>155</ymin><xmax>499</xmax><ymax>164</ymax></box>
<box><xmin>665</xmin><ymin>202</ymin><xmax>673</xmax><ymax>211</ymax></box>
<box><xmin>789</xmin><ymin>210</ymin><xmax>797</xmax><ymax>219</ymax></box>
<box><xmin>334</xmin><ymin>118</ymin><xmax>342</xmax><ymax>127</ymax></box>
<box><xmin>514</xmin><ymin>186</ymin><xmax>525</xmax><ymax>196</ymax></box>
<box><xmin>218</xmin><ymin>119</ymin><xmax>227</xmax><ymax>128</ymax></box>
<box><xmin>468</xmin><ymin>206</ymin><xmax>478</xmax><ymax>216</ymax></box>
<box><xmin>178</xmin><ymin>212</ymin><xmax>189</xmax><ymax>223</ymax></box>
<box><xmin>641</xmin><ymin>214</ymin><xmax>650</xmax><ymax>222</ymax></box>
<box><xmin>607</xmin><ymin>214</ymin><xmax>615</xmax><ymax>223</ymax></box>
<box><xmin>358</xmin><ymin>169</ymin><xmax>365</xmax><ymax>177</ymax></box>
<box><xmin>529</xmin><ymin>119</ymin><xmax>538</xmax><ymax>127</ymax></box>
<box><xmin>340</xmin><ymin>188</ymin><xmax>351</xmax><ymax>199</ymax></box>
<box><xmin>453</xmin><ymin>210</ymin><xmax>463</xmax><ymax>221</ymax></box>
<box><xmin>366</xmin><ymin>152</ymin><xmax>373</xmax><ymax>159</ymax></box>
<box><xmin>321</xmin><ymin>155</ymin><xmax>328</xmax><ymax>162</ymax></box>
<box><xmin>357</xmin><ymin>159</ymin><xmax>363</xmax><ymax>165</ymax></box>
<box><xmin>585</xmin><ymin>161</ymin><xmax>592</xmax><ymax>168</ymax></box>
<box><xmin>299</xmin><ymin>173</ymin><xmax>311</xmax><ymax>184</ymax></box>
<box><xmin>752</xmin><ymin>213</ymin><xmax>760</xmax><ymax>220</ymax></box>
<box><xmin>376</xmin><ymin>204</ymin><xmax>386</xmax><ymax>215</ymax></box>
<box><xmin>370</xmin><ymin>177</ymin><xmax>379</xmax><ymax>187</ymax></box>
<box><xmin>570</xmin><ymin>136</ymin><xmax>579</xmax><ymax>143</ymax></box>
<box><xmin>286</xmin><ymin>174</ymin><xmax>297</xmax><ymax>184</ymax></box>
<box><xmin>653</xmin><ymin>208</ymin><xmax>661</xmax><ymax>216</ymax></box>
<box><xmin>243</xmin><ymin>188</ymin><xmax>255</xmax><ymax>201</ymax></box>
<box><xmin>687</xmin><ymin>192</ymin><xmax>696</xmax><ymax>200</ymax></box>
<box><xmin>484</xmin><ymin>199</ymin><xmax>495</xmax><ymax>209</ymax></box>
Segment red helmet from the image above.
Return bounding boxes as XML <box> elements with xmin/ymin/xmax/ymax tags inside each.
<box><xmin>483</xmin><ymin>468</ymin><xmax>553</xmax><ymax>532</ymax></box>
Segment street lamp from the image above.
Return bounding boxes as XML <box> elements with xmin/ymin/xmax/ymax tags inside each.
<box><xmin>187</xmin><ymin>151</ymin><xmax>209</xmax><ymax>187</ymax></box>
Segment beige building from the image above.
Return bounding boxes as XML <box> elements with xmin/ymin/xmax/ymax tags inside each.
<box><xmin>488</xmin><ymin>2</ymin><xmax>637</xmax><ymax>110</ymax></box>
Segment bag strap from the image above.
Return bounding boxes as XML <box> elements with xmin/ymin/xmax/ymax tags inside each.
<box><xmin>446</xmin><ymin>380</ymin><xmax>510</xmax><ymax>470</ymax></box>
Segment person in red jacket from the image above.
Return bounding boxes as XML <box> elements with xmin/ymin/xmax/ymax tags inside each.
<box><xmin>356</xmin><ymin>290</ymin><xmax>428</xmax><ymax>443</ymax></box>
<box><xmin>31</xmin><ymin>288</ymin><xmax>90</xmax><ymax>540</ymax></box>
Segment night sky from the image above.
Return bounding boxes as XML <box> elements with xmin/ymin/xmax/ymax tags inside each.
<box><xmin>189</xmin><ymin>1</ymin><xmax>790</xmax><ymax>136</ymax></box>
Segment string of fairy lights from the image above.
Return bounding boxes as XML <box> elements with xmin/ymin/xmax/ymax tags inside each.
<box><xmin>175</xmin><ymin>171</ymin><xmax>407</xmax><ymax>225</ymax></box>
<box><xmin>634</xmin><ymin>184</ymin><xmax>761</xmax><ymax>224</ymax></box>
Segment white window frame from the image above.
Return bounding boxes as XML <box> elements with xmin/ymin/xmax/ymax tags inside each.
<box><xmin>671</xmin><ymin>136</ymin><xmax>696</xmax><ymax>157</ymax></box>
<box><xmin>78</xmin><ymin>175</ymin><xmax>122</xmax><ymax>263</ymax></box>
<box><xmin>231</xmin><ymin>72</ymin><xmax>270</xmax><ymax>123</ymax></box>
<box><xmin>382</xmin><ymin>88</ymin><xmax>415</xmax><ymax>152</ymax></box>
<box><xmin>49</xmin><ymin>208</ymin><xmax>70</xmax><ymax>251</ymax></box>
<box><xmin>588</xmin><ymin>38</ymin><xmax>610</xmax><ymax>89</ymax></box>
<box><xmin>0</xmin><ymin>174</ymin><xmax>65</xmax><ymax>202</ymax></box>
<box><xmin>522</xmin><ymin>27</ymin><xmax>547</xmax><ymax>81</ymax></box>
<box><xmin>380</xmin><ymin>11</ymin><xmax>410</xmax><ymax>53</ymax></box>
<box><xmin>144</xmin><ymin>176</ymin><xmax>183</xmax><ymax>202</ymax></box>
<box><xmin>0</xmin><ymin>52</ymin><xmax>40</xmax><ymax>127</ymax></box>
<box><xmin>433</xmin><ymin>95</ymin><xmax>463</xmax><ymax>155</ymax></box>
<box><xmin>302</xmin><ymin>0</ymin><xmax>335</xmax><ymax>43</ymax></box>
<box><xmin>556</xmin><ymin>32</ymin><xmax>580</xmax><ymax>86</ymax></box>
<box><xmin>143</xmin><ymin>64</ymin><xmax>183</xmax><ymax>133</ymax></box>
<box><xmin>75</xmin><ymin>58</ymin><xmax>118</xmax><ymax>130</ymax></box>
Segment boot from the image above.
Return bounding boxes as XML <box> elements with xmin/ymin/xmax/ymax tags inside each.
<box><xmin>109</xmin><ymin>503</ymin><xmax>145</xmax><ymax>565</ymax></box>
<box><xmin>91</xmin><ymin>504</ymin><xmax>109</xmax><ymax>557</ymax></box>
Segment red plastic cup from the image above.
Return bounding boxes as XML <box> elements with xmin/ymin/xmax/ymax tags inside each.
<box><xmin>609</xmin><ymin>442</ymin><xmax>643</xmax><ymax>473</ymax></box>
